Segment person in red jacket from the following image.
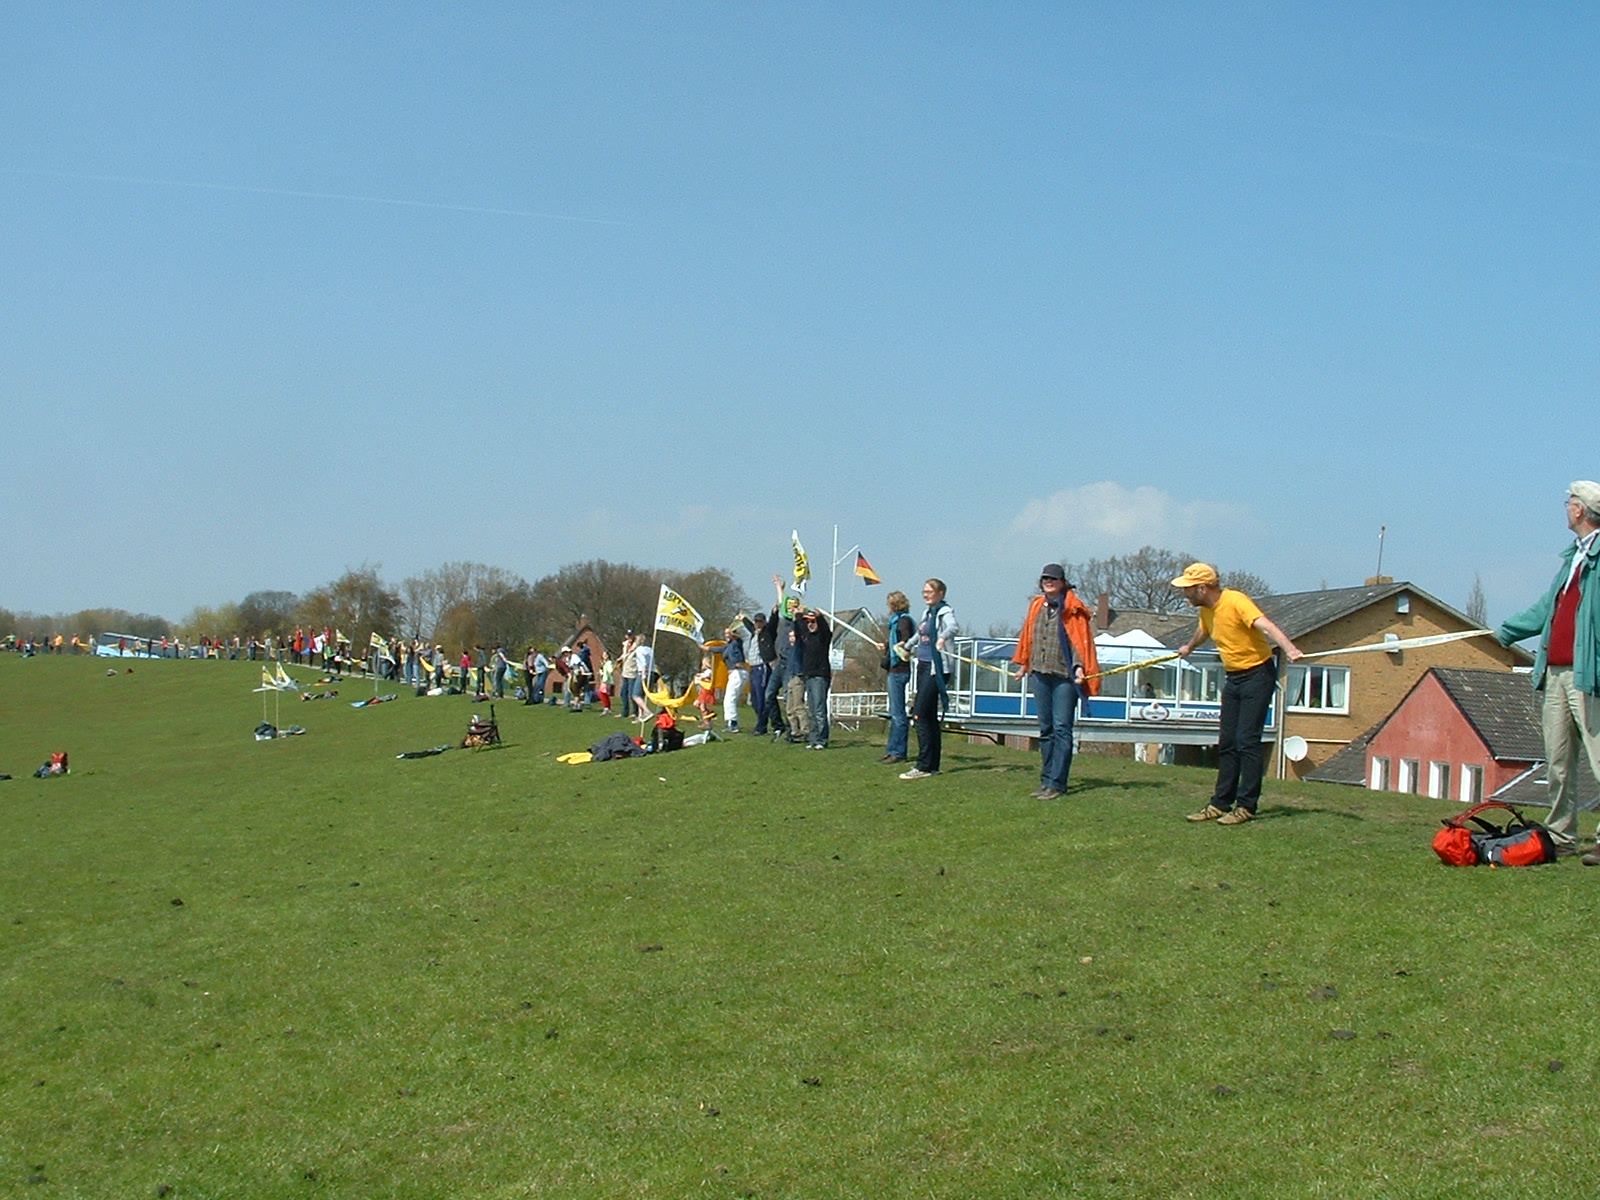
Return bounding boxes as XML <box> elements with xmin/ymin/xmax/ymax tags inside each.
<box><xmin>1011</xmin><ymin>563</ymin><xmax>1101</xmax><ymax>800</ymax></box>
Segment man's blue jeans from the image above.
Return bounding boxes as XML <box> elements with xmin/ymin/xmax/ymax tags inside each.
<box><xmin>804</xmin><ymin>675</ymin><xmax>830</xmax><ymax>747</ymax></box>
<box><xmin>749</xmin><ymin>663</ymin><xmax>771</xmax><ymax>733</ymax></box>
<box><xmin>1031</xmin><ymin>672</ymin><xmax>1079</xmax><ymax>793</ymax></box>
<box><xmin>885</xmin><ymin>671</ymin><xmax>910</xmax><ymax>758</ymax></box>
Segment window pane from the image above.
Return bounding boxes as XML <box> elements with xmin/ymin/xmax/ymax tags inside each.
<box><xmin>1326</xmin><ymin>668</ymin><xmax>1348</xmax><ymax>709</ymax></box>
<box><xmin>1287</xmin><ymin>665</ymin><xmax>1307</xmax><ymax>706</ymax></box>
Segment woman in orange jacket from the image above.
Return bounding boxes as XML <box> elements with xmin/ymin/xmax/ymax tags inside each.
<box><xmin>1010</xmin><ymin>564</ymin><xmax>1100</xmax><ymax>800</ymax></box>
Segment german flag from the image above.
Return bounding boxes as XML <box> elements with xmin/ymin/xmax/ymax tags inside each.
<box><xmin>853</xmin><ymin>553</ymin><xmax>882</xmax><ymax>586</ymax></box>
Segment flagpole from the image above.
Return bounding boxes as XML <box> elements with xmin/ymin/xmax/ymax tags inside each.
<box><xmin>827</xmin><ymin>526</ymin><xmax>861</xmax><ymax>620</ymax></box>
<box><xmin>830</xmin><ymin>525</ymin><xmax>838</xmax><ymax>621</ymax></box>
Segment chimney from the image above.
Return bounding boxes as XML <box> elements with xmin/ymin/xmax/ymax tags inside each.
<box><xmin>1096</xmin><ymin>592</ymin><xmax>1111</xmax><ymax>630</ymax></box>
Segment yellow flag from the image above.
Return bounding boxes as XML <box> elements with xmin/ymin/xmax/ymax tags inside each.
<box><xmin>792</xmin><ymin>530</ymin><xmax>810</xmax><ymax>592</ymax></box>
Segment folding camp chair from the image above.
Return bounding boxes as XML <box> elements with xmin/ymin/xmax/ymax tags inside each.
<box><xmin>462</xmin><ymin>704</ymin><xmax>502</xmax><ymax>749</ymax></box>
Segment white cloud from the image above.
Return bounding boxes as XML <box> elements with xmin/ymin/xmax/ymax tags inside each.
<box><xmin>1008</xmin><ymin>482</ymin><xmax>1252</xmax><ymax>552</ymax></box>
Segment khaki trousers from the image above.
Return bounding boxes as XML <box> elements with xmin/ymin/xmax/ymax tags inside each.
<box><xmin>785</xmin><ymin>674</ymin><xmax>811</xmax><ymax>739</ymax></box>
<box><xmin>1541</xmin><ymin>667</ymin><xmax>1600</xmax><ymax>847</ymax></box>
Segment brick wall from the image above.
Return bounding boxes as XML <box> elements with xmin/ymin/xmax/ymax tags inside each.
<box><xmin>1281</xmin><ymin>593</ymin><xmax>1520</xmax><ymax>778</ymax></box>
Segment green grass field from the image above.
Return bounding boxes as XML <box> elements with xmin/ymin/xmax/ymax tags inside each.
<box><xmin>2</xmin><ymin>653</ymin><xmax>1597</xmax><ymax>1198</ymax></box>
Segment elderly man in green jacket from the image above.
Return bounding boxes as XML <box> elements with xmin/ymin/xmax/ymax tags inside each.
<box><xmin>1497</xmin><ymin>481</ymin><xmax>1600</xmax><ymax>860</ymax></box>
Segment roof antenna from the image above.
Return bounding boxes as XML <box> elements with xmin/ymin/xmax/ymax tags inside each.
<box><xmin>1373</xmin><ymin>525</ymin><xmax>1386</xmax><ymax>583</ymax></box>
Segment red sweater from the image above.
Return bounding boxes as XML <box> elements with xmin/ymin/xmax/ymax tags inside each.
<box><xmin>1549</xmin><ymin>575</ymin><xmax>1582</xmax><ymax>666</ymax></box>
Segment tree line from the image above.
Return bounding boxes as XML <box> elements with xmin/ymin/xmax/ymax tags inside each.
<box><xmin>3</xmin><ymin>560</ymin><xmax>758</xmax><ymax>682</ymax></box>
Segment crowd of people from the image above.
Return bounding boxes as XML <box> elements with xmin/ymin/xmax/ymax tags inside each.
<box><xmin>20</xmin><ymin>481</ymin><xmax>1600</xmax><ymax>840</ymax></box>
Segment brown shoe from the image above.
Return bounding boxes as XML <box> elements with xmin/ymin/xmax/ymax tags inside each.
<box><xmin>1035</xmin><ymin>788</ymin><xmax>1062</xmax><ymax>801</ymax></box>
<box><xmin>1216</xmin><ymin>807</ymin><xmax>1255</xmax><ymax>825</ymax></box>
<box><xmin>1581</xmin><ymin>846</ymin><xmax>1600</xmax><ymax>867</ymax></box>
<box><xmin>1186</xmin><ymin>804</ymin><xmax>1227</xmax><ymax>822</ymax></box>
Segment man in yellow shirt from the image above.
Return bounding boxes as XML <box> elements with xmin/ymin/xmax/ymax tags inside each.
<box><xmin>1172</xmin><ymin>563</ymin><xmax>1303</xmax><ymax>824</ymax></box>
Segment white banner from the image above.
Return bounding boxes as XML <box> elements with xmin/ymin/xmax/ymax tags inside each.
<box><xmin>654</xmin><ymin>585</ymin><xmax>705</xmax><ymax>644</ymax></box>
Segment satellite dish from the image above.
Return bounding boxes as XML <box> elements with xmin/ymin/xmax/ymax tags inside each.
<box><xmin>1283</xmin><ymin>735</ymin><xmax>1309</xmax><ymax>762</ymax></box>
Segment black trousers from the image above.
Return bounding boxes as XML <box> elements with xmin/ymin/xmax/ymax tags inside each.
<box><xmin>913</xmin><ymin>671</ymin><xmax>948</xmax><ymax>773</ymax></box>
<box><xmin>1212</xmin><ymin>660</ymin><xmax>1277</xmax><ymax>812</ymax></box>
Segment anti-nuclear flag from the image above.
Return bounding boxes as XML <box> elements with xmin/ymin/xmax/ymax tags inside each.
<box><xmin>259</xmin><ymin>667</ymin><xmax>280</xmax><ymax>692</ymax></box>
<box><xmin>274</xmin><ymin>663</ymin><xmax>300</xmax><ymax>691</ymax></box>
<box><xmin>370</xmin><ymin>631</ymin><xmax>394</xmax><ymax>662</ymax></box>
<box><xmin>655</xmin><ymin>584</ymin><xmax>706</xmax><ymax>644</ymax></box>
<box><xmin>792</xmin><ymin>530</ymin><xmax>811</xmax><ymax>593</ymax></box>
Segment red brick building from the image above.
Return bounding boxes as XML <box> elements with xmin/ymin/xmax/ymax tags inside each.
<box><xmin>1361</xmin><ymin>668</ymin><xmax>1544</xmax><ymax>804</ymax></box>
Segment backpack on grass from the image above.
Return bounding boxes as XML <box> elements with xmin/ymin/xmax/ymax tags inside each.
<box><xmin>1433</xmin><ymin>800</ymin><xmax>1556</xmax><ymax>867</ymax></box>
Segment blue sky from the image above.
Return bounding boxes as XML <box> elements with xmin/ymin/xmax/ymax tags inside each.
<box><xmin>3</xmin><ymin>4</ymin><xmax>1595</xmax><ymax>631</ymax></box>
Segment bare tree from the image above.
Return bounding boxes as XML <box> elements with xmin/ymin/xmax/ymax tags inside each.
<box><xmin>295</xmin><ymin>564</ymin><xmax>401</xmax><ymax>646</ymax></box>
<box><xmin>657</xmin><ymin>565</ymin><xmax>758</xmax><ymax>680</ymax></box>
<box><xmin>237</xmin><ymin>590</ymin><xmax>299</xmax><ymax>638</ymax></box>
<box><xmin>1466</xmin><ymin>574</ymin><xmax>1487</xmax><ymax>626</ymax></box>
<box><xmin>530</xmin><ymin>560</ymin><xmax>661</xmax><ymax>653</ymax></box>
<box><xmin>1219</xmin><ymin>569</ymin><xmax>1273</xmax><ymax>599</ymax></box>
<box><xmin>401</xmin><ymin>562</ymin><xmax>533</xmax><ymax>646</ymax></box>
<box><xmin>1063</xmin><ymin>546</ymin><xmax>1273</xmax><ymax>613</ymax></box>
<box><xmin>1064</xmin><ymin>546</ymin><xmax>1194</xmax><ymax>613</ymax></box>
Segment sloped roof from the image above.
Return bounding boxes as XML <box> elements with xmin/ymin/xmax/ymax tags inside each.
<box><xmin>829</xmin><ymin>607</ymin><xmax>881</xmax><ymax>649</ymax></box>
<box><xmin>1259</xmin><ymin>582</ymin><xmax>1430</xmax><ymax>640</ymax></box>
<box><xmin>1111</xmin><ymin>582</ymin><xmax>1478</xmax><ymax>647</ymax></box>
<box><xmin>1430</xmin><ymin>667</ymin><xmax>1545</xmax><ymax>760</ymax></box>
<box><xmin>1098</xmin><ymin>608</ymin><xmax>1198</xmax><ymax>648</ymax></box>
<box><xmin>1493</xmin><ymin>760</ymin><xmax>1600</xmax><ymax>812</ymax></box>
<box><xmin>1304</xmin><ymin>727</ymin><xmax>1377</xmax><ymax>786</ymax></box>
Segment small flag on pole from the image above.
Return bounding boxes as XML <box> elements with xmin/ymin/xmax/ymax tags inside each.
<box><xmin>792</xmin><ymin>531</ymin><xmax>811</xmax><ymax>593</ymax></box>
<box><xmin>853</xmin><ymin>552</ymin><xmax>882</xmax><ymax>585</ymax></box>
<box><xmin>655</xmin><ymin>584</ymin><xmax>706</xmax><ymax>644</ymax></box>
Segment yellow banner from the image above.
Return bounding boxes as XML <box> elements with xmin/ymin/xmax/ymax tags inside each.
<box><xmin>792</xmin><ymin>530</ymin><xmax>810</xmax><ymax>591</ymax></box>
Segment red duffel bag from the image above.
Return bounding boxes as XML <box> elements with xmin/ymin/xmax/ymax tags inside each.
<box><xmin>1433</xmin><ymin>800</ymin><xmax>1556</xmax><ymax>867</ymax></box>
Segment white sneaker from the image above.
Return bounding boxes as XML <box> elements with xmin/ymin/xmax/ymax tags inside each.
<box><xmin>899</xmin><ymin>767</ymin><xmax>936</xmax><ymax>780</ymax></box>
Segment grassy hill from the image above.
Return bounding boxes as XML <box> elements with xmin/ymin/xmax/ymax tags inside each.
<box><xmin>0</xmin><ymin>653</ymin><xmax>1594</xmax><ymax>1198</ymax></box>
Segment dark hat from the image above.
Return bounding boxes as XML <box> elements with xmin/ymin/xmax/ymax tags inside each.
<box><xmin>1040</xmin><ymin>563</ymin><xmax>1067</xmax><ymax>581</ymax></box>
